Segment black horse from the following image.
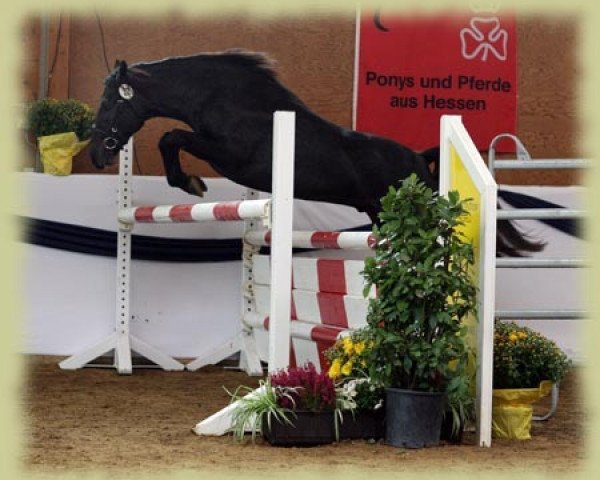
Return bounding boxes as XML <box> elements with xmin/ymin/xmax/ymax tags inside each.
<box><xmin>89</xmin><ymin>51</ymin><xmax>542</xmax><ymax>256</ymax></box>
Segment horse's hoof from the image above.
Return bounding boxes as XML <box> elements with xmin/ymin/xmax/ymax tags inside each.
<box><xmin>186</xmin><ymin>176</ymin><xmax>208</xmax><ymax>197</ymax></box>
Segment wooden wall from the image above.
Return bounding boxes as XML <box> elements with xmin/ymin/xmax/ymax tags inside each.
<box><xmin>21</xmin><ymin>13</ymin><xmax>580</xmax><ymax>185</ymax></box>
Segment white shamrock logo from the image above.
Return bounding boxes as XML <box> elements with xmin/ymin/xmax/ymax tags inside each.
<box><xmin>460</xmin><ymin>16</ymin><xmax>508</xmax><ymax>61</ymax></box>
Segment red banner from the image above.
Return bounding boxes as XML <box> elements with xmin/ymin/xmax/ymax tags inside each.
<box><xmin>355</xmin><ymin>11</ymin><xmax>517</xmax><ymax>152</ymax></box>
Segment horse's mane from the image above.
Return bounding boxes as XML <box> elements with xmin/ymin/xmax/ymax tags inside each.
<box><xmin>113</xmin><ymin>50</ymin><xmax>277</xmax><ymax>80</ymax></box>
<box><xmin>217</xmin><ymin>49</ymin><xmax>277</xmax><ymax>78</ymax></box>
<box><xmin>103</xmin><ymin>51</ymin><xmax>276</xmax><ymax>86</ymax></box>
<box><xmin>102</xmin><ymin>50</ymin><xmax>307</xmax><ymax>112</ymax></box>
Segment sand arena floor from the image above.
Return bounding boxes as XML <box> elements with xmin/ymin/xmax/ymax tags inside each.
<box><xmin>22</xmin><ymin>355</ymin><xmax>585</xmax><ymax>474</ymax></box>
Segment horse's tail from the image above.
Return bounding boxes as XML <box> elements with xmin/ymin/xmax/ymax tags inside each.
<box><xmin>496</xmin><ymin>216</ymin><xmax>546</xmax><ymax>257</ymax></box>
<box><xmin>418</xmin><ymin>146</ymin><xmax>546</xmax><ymax>256</ymax></box>
<box><xmin>498</xmin><ymin>190</ymin><xmax>581</xmax><ymax>238</ymax></box>
<box><xmin>420</xmin><ymin>146</ymin><xmax>440</xmax><ymax>179</ymax></box>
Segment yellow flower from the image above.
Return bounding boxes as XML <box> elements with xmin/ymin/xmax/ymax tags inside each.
<box><xmin>341</xmin><ymin>361</ymin><xmax>353</xmax><ymax>376</ymax></box>
<box><xmin>509</xmin><ymin>334</ymin><xmax>518</xmax><ymax>342</ymax></box>
<box><xmin>328</xmin><ymin>358</ymin><xmax>342</xmax><ymax>379</ymax></box>
<box><xmin>518</xmin><ymin>332</ymin><xmax>528</xmax><ymax>339</ymax></box>
<box><xmin>354</xmin><ymin>341</ymin><xmax>366</xmax><ymax>355</ymax></box>
<box><xmin>342</xmin><ymin>337</ymin><xmax>354</xmax><ymax>356</ymax></box>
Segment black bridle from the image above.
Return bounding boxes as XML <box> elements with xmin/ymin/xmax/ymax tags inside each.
<box><xmin>92</xmin><ymin>123</ymin><xmax>122</xmax><ymax>151</ymax></box>
<box><xmin>93</xmin><ymin>84</ymin><xmax>143</xmax><ymax>151</ymax></box>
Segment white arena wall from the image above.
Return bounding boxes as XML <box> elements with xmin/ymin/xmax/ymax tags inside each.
<box><xmin>14</xmin><ymin>173</ymin><xmax>586</xmax><ymax>363</ymax></box>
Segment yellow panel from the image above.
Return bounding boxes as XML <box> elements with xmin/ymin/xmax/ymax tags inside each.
<box><xmin>449</xmin><ymin>145</ymin><xmax>481</xmax><ymax>353</ymax></box>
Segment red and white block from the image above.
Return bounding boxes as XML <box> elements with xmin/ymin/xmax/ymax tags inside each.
<box><xmin>118</xmin><ymin>199</ymin><xmax>270</xmax><ymax>224</ymax></box>
<box><xmin>253</xmin><ymin>255</ymin><xmax>376</xmax><ymax>298</ymax></box>
<box><xmin>249</xmin><ymin>255</ymin><xmax>375</xmax><ymax>371</ymax></box>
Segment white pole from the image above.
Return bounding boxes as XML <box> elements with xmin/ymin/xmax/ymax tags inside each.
<box><xmin>478</xmin><ymin>176</ymin><xmax>497</xmax><ymax>448</ymax></box>
<box><xmin>268</xmin><ymin>111</ymin><xmax>296</xmax><ymax>372</ymax></box>
<box><xmin>114</xmin><ymin>138</ymin><xmax>134</xmax><ymax>374</ymax></box>
<box><xmin>439</xmin><ymin>115</ymin><xmax>496</xmax><ymax>447</ymax></box>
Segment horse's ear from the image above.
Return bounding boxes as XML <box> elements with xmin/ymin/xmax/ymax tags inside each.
<box><xmin>113</xmin><ymin>59</ymin><xmax>121</xmax><ymax>69</ymax></box>
<box><xmin>116</xmin><ymin>61</ymin><xmax>128</xmax><ymax>82</ymax></box>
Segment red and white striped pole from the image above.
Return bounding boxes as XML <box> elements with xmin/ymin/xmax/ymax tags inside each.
<box><xmin>244</xmin><ymin>312</ymin><xmax>350</xmax><ymax>343</ymax></box>
<box><xmin>245</xmin><ymin>229</ymin><xmax>376</xmax><ymax>250</ymax></box>
<box><xmin>118</xmin><ymin>199</ymin><xmax>270</xmax><ymax>224</ymax></box>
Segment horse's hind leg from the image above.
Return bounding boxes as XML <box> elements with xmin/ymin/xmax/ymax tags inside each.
<box><xmin>158</xmin><ymin>129</ymin><xmax>208</xmax><ymax>197</ymax></box>
<box><xmin>366</xmin><ymin>206</ymin><xmax>381</xmax><ymax>226</ymax></box>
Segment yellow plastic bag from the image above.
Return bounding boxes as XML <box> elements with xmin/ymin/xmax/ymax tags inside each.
<box><xmin>38</xmin><ymin>132</ymin><xmax>89</xmax><ymax>176</ymax></box>
<box><xmin>491</xmin><ymin>381</ymin><xmax>553</xmax><ymax>440</ymax></box>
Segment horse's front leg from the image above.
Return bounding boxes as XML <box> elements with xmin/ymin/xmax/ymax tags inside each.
<box><xmin>158</xmin><ymin>129</ymin><xmax>209</xmax><ymax>197</ymax></box>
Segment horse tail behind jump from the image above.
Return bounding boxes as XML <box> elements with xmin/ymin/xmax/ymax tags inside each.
<box><xmin>419</xmin><ymin>146</ymin><xmax>545</xmax><ymax>257</ymax></box>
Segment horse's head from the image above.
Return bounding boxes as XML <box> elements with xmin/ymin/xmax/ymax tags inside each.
<box><xmin>90</xmin><ymin>60</ymin><xmax>147</xmax><ymax>169</ymax></box>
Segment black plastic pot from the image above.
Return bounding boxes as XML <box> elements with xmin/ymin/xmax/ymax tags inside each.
<box><xmin>261</xmin><ymin>410</ymin><xmax>335</xmax><ymax>447</ymax></box>
<box><xmin>339</xmin><ymin>409</ymin><xmax>385</xmax><ymax>440</ymax></box>
<box><xmin>385</xmin><ymin>388</ymin><xmax>446</xmax><ymax>448</ymax></box>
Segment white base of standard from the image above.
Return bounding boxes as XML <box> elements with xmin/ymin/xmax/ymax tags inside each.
<box><xmin>192</xmin><ymin>386</ymin><xmax>265</xmax><ymax>436</ymax></box>
<box><xmin>185</xmin><ymin>331</ymin><xmax>263</xmax><ymax>376</ymax></box>
<box><xmin>58</xmin><ymin>331</ymin><xmax>185</xmax><ymax>374</ymax></box>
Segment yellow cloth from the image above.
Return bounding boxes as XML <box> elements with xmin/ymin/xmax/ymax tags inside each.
<box><xmin>38</xmin><ymin>132</ymin><xmax>89</xmax><ymax>176</ymax></box>
<box><xmin>491</xmin><ymin>381</ymin><xmax>553</xmax><ymax>440</ymax></box>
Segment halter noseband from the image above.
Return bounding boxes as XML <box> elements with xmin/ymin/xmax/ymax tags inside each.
<box><xmin>103</xmin><ymin>131</ymin><xmax>120</xmax><ymax>151</ymax></box>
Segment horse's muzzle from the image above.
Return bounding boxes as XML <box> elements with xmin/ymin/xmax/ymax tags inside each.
<box><xmin>90</xmin><ymin>141</ymin><xmax>117</xmax><ymax>169</ymax></box>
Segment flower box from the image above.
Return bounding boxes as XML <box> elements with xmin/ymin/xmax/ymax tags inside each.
<box><xmin>261</xmin><ymin>410</ymin><xmax>335</xmax><ymax>447</ymax></box>
<box><xmin>339</xmin><ymin>409</ymin><xmax>385</xmax><ymax>440</ymax></box>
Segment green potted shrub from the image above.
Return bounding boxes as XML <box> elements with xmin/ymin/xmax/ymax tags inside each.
<box><xmin>362</xmin><ymin>174</ymin><xmax>477</xmax><ymax>448</ymax></box>
<box><xmin>325</xmin><ymin>329</ymin><xmax>385</xmax><ymax>440</ymax></box>
<box><xmin>492</xmin><ymin>321</ymin><xmax>570</xmax><ymax>440</ymax></box>
<box><xmin>228</xmin><ymin>362</ymin><xmax>344</xmax><ymax>446</ymax></box>
<box><xmin>26</xmin><ymin>98</ymin><xmax>95</xmax><ymax>175</ymax></box>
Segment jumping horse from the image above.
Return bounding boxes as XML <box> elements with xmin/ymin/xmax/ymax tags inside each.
<box><xmin>89</xmin><ymin>51</ymin><xmax>543</xmax><ymax>256</ymax></box>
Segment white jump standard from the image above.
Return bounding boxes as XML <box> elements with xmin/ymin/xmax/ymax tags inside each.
<box><xmin>59</xmin><ymin>141</ymin><xmax>187</xmax><ymax>374</ymax></box>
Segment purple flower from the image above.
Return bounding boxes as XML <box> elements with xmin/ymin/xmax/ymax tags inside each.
<box><xmin>269</xmin><ymin>362</ymin><xmax>336</xmax><ymax>411</ymax></box>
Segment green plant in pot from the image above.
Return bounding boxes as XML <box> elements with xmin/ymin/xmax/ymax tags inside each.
<box><xmin>26</xmin><ymin>98</ymin><xmax>95</xmax><ymax>175</ymax></box>
<box><xmin>325</xmin><ymin>329</ymin><xmax>386</xmax><ymax>440</ymax></box>
<box><xmin>227</xmin><ymin>377</ymin><xmax>297</xmax><ymax>444</ymax></box>
<box><xmin>492</xmin><ymin>321</ymin><xmax>570</xmax><ymax>440</ymax></box>
<box><xmin>228</xmin><ymin>362</ymin><xmax>344</xmax><ymax>446</ymax></box>
<box><xmin>441</xmin><ymin>367</ymin><xmax>475</xmax><ymax>443</ymax></box>
<box><xmin>363</xmin><ymin>174</ymin><xmax>477</xmax><ymax>448</ymax></box>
